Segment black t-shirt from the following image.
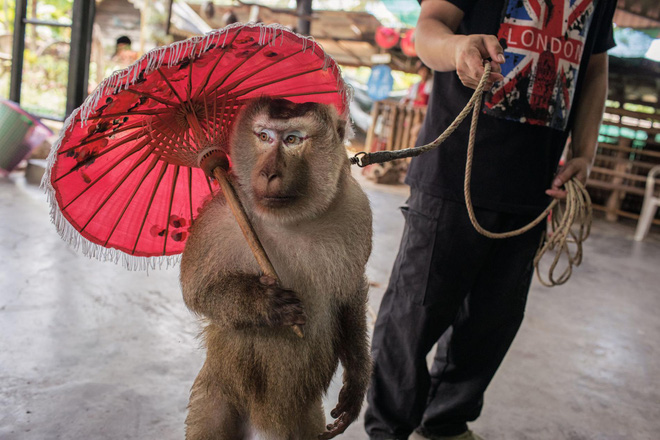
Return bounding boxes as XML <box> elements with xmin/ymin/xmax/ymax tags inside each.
<box><xmin>406</xmin><ymin>0</ymin><xmax>617</xmax><ymax>214</ymax></box>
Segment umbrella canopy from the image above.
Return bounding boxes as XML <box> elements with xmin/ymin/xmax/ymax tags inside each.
<box><xmin>44</xmin><ymin>23</ymin><xmax>350</xmax><ymax>269</ymax></box>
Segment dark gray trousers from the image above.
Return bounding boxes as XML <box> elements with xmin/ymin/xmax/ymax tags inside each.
<box><xmin>365</xmin><ymin>190</ymin><xmax>545</xmax><ymax>439</ymax></box>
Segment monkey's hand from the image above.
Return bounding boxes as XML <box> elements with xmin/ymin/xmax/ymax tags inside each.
<box><xmin>319</xmin><ymin>382</ymin><xmax>363</xmax><ymax>439</ymax></box>
<box><xmin>258</xmin><ymin>275</ymin><xmax>307</xmax><ymax>328</ymax></box>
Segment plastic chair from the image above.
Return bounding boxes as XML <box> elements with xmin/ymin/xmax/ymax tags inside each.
<box><xmin>634</xmin><ymin>165</ymin><xmax>660</xmax><ymax>241</ymax></box>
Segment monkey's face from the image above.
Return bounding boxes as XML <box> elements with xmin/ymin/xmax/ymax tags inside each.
<box><xmin>231</xmin><ymin>98</ymin><xmax>349</xmax><ymax>224</ymax></box>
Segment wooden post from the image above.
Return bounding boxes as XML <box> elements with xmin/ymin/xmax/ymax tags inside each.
<box><xmin>401</xmin><ymin>106</ymin><xmax>413</xmax><ymax>148</ymax></box>
<box><xmin>365</xmin><ymin>101</ymin><xmax>381</xmax><ymax>153</ymax></box>
<box><xmin>394</xmin><ymin>105</ymin><xmax>406</xmax><ymax>150</ymax></box>
<box><xmin>9</xmin><ymin>0</ymin><xmax>27</xmax><ymax>104</ymax></box>
<box><xmin>605</xmin><ymin>137</ymin><xmax>631</xmax><ymax>222</ymax></box>
<box><xmin>296</xmin><ymin>0</ymin><xmax>313</xmax><ymax>35</ymax></box>
<box><xmin>386</xmin><ymin>102</ymin><xmax>397</xmax><ymax>151</ymax></box>
<box><xmin>165</xmin><ymin>0</ymin><xmax>174</xmax><ymax>36</ymax></box>
<box><xmin>66</xmin><ymin>0</ymin><xmax>95</xmax><ymax>116</ymax></box>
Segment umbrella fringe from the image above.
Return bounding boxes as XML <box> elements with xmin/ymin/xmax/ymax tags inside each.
<box><xmin>77</xmin><ymin>22</ymin><xmax>352</xmax><ymax>127</ymax></box>
<box><xmin>46</xmin><ymin>195</ymin><xmax>181</xmax><ymax>271</ymax></box>
<box><xmin>41</xmin><ymin>107</ymin><xmax>181</xmax><ymax>271</ymax></box>
<box><xmin>43</xmin><ymin>22</ymin><xmax>352</xmax><ymax>271</ymax></box>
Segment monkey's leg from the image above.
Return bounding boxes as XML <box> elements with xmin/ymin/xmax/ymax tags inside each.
<box><xmin>291</xmin><ymin>399</ymin><xmax>325</xmax><ymax>440</ymax></box>
<box><xmin>185</xmin><ymin>374</ymin><xmax>248</xmax><ymax>440</ymax></box>
<box><xmin>321</xmin><ymin>288</ymin><xmax>371</xmax><ymax>439</ymax></box>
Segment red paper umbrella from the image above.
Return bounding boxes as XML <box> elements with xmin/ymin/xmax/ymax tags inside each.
<box><xmin>401</xmin><ymin>29</ymin><xmax>417</xmax><ymax>57</ymax></box>
<box><xmin>375</xmin><ymin>26</ymin><xmax>399</xmax><ymax>50</ymax></box>
<box><xmin>44</xmin><ymin>23</ymin><xmax>350</xmax><ymax>269</ymax></box>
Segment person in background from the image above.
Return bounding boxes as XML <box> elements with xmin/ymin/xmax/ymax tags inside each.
<box><xmin>365</xmin><ymin>1</ymin><xmax>617</xmax><ymax>439</ymax></box>
<box><xmin>111</xmin><ymin>36</ymin><xmax>138</xmax><ymax>70</ymax></box>
<box><xmin>402</xmin><ymin>62</ymin><xmax>434</xmax><ymax>108</ymax></box>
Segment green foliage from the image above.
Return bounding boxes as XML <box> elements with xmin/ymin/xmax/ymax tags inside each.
<box><xmin>0</xmin><ymin>1</ymin><xmax>74</xmax><ymax>116</ymax></box>
<box><xmin>0</xmin><ymin>0</ymin><xmax>15</xmax><ymax>33</ymax></box>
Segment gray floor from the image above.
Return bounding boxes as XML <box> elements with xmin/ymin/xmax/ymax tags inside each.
<box><xmin>1</xmin><ymin>169</ymin><xmax>659</xmax><ymax>440</ymax></box>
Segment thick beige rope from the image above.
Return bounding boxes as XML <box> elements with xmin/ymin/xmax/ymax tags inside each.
<box><xmin>352</xmin><ymin>63</ymin><xmax>593</xmax><ymax>287</ymax></box>
<box><xmin>462</xmin><ymin>63</ymin><xmax>592</xmax><ymax>286</ymax></box>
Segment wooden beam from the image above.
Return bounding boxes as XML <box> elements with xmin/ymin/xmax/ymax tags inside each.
<box><xmin>9</xmin><ymin>0</ymin><xmax>27</xmax><ymax>104</ymax></box>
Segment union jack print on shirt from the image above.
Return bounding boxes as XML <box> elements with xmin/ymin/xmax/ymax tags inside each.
<box><xmin>484</xmin><ymin>0</ymin><xmax>597</xmax><ymax>130</ymax></box>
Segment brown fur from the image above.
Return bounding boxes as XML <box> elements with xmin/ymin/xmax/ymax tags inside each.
<box><xmin>180</xmin><ymin>98</ymin><xmax>373</xmax><ymax>439</ymax></box>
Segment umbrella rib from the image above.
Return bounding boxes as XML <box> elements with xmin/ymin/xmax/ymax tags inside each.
<box><xmin>203</xmin><ymin>43</ymin><xmax>268</xmax><ymax>97</ymax></box>
<box><xmin>188</xmin><ymin>167</ymin><xmax>194</xmax><ymax>229</ymax></box>
<box><xmin>157</xmin><ymin>68</ymin><xmax>186</xmax><ymax>105</ymax></box>
<box><xmin>55</xmin><ymin>129</ymin><xmax>150</xmax><ymax>183</ymax></box>
<box><xmin>163</xmin><ymin>165</ymin><xmax>181</xmax><ymax>255</ymax></box>
<box><xmin>154</xmin><ymin>115</ymin><xmax>192</xmax><ymax>148</ymax></box>
<box><xmin>61</xmin><ymin>136</ymin><xmax>154</xmax><ymax>210</ymax></box>
<box><xmin>205</xmin><ymin>48</ymin><xmax>306</xmax><ymax>97</ymax></box>
<box><xmin>103</xmin><ymin>155</ymin><xmax>161</xmax><ymax>247</ymax></box>
<box><xmin>123</xmin><ymin>89</ymin><xmax>178</xmax><ymax>107</ymax></box>
<box><xmin>192</xmin><ymin>28</ymin><xmax>244</xmax><ymax>100</ymax></box>
<box><xmin>202</xmin><ymin>92</ymin><xmax>211</xmax><ymax>141</ymax></box>
<box><xmin>152</xmin><ymin>116</ymin><xmax>196</xmax><ymax>159</ymax></box>
<box><xmin>57</xmin><ymin>124</ymin><xmax>148</xmax><ymax>161</ymax></box>
<box><xmin>228</xmin><ymin>67</ymin><xmax>324</xmax><ymax>100</ymax></box>
<box><xmin>79</xmin><ymin>139</ymin><xmax>160</xmax><ymax>232</ymax></box>
<box><xmin>187</xmin><ymin>54</ymin><xmax>194</xmax><ymax>103</ymax></box>
<box><xmin>212</xmin><ymin>90</ymin><xmax>221</xmax><ymax>139</ymax></box>
<box><xmin>132</xmin><ymin>161</ymin><xmax>169</xmax><ymax>255</ymax></box>
<box><xmin>211</xmin><ymin>92</ymin><xmax>236</xmax><ymax>140</ymax></box>
<box><xmin>85</xmin><ymin>109</ymin><xmax>169</xmax><ymax>121</ymax></box>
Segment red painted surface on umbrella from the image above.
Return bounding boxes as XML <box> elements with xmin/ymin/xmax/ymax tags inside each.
<box><xmin>49</xmin><ymin>24</ymin><xmax>349</xmax><ymax>259</ymax></box>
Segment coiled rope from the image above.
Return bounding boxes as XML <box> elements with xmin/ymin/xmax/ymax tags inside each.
<box><xmin>351</xmin><ymin>63</ymin><xmax>592</xmax><ymax>287</ymax></box>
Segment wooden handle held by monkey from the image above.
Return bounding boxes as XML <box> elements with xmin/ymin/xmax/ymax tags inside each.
<box><xmin>212</xmin><ymin>166</ymin><xmax>305</xmax><ymax>339</ymax></box>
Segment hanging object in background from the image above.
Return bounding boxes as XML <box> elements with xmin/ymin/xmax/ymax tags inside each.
<box><xmin>375</xmin><ymin>26</ymin><xmax>400</xmax><ymax>49</ymax></box>
<box><xmin>202</xmin><ymin>1</ymin><xmax>215</xmax><ymax>19</ymax></box>
<box><xmin>222</xmin><ymin>9</ymin><xmax>238</xmax><ymax>26</ymax></box>
<box><xmin>367</xmin><ymin>64</ymin><xmax>394</xmax><ymax>101</ymax></box>
<box><xmin>401</xmin><ymin>29</ymin><xmax>417</xmax><ymax>57</ymax></box>
<box><xmin>43</xmin><ymin>23</ymin><xmax>350</xmax><ymax>270</ymax></box>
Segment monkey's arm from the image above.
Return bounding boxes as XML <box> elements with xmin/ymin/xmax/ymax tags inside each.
<box><xmin>182</xmin><ymin>273</ymin><xmax>306</xmax><ymax>330</ymax></box>
<box><xmin>321</xmin><ymin>286</ymin><xmax>371</xmax><ymax>439</ymax></box>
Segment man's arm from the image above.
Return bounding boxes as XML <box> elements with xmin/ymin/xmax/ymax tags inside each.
<box><xmin>415</xmin><ymin>0</ymin><xmax>504</xmax><ymax>89</ymax></box>
<box><xmin>546</xmin><ymin>52</ymin><xmax>609</xmax><ymax>199</ymax></box>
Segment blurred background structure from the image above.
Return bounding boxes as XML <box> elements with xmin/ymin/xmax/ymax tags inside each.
<box><xmin>0</xmin><ymin>1</ymin><xmax>659</xmax><ymax>439</ymax></box>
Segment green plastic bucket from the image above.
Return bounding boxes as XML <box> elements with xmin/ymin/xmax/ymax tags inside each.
<box><xmin>0</xmin><ymin>100</ymin><xmax>52</xmax><ymax>174</ymax></box>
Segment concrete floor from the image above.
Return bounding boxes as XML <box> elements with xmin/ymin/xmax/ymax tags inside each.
<box><xmin>1</xmin><ymin>169</ymin><xmax>659</xmax><ymax>440</ymax></box>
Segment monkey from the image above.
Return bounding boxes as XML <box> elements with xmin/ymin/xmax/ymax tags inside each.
<box><xmin>180</xmin><ymin>97</ymin><xmax>373</xmax><ymax>439</ymax></box>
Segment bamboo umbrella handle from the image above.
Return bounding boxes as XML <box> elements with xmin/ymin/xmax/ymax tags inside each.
<box><xmin>212</xmin><ymin>167</ymin><xmax>304</xmax><ymax>339</ymax></box>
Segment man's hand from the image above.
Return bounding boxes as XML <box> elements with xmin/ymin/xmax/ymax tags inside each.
<box><xmin>547</xmin><ymin>52</ymin><xmax>608</xmax><ymax>201</ymax></box>
<box><xmin>545</xmin><ymin>157</ymin><xmax>592</xmax><ymax>200</ymax></box>
<box><xmin>454</xmin><ymin>35</ymin><xmax>505</xmax><ymax>89</ymax></box>
<box><xmin>416</xmin><ymin>0</ymin><xmax>505</xmax><ymax>89</ymax></box>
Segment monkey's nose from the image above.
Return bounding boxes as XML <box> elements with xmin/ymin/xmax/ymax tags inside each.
<box><xmin>261</xmin><ymin>171</ymin><xmax>280</xmax><ymax>183</ymax></box>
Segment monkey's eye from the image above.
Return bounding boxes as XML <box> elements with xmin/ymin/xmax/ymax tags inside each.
<box><xmin>283</xmin><ymin>131</ymin><xmax>305</xmax><ymax>146</ymax></box>
<box><xmin>255</xmin><ymin>130</ymin><xmax>274</xmax><ymax>142</ymax></box>
<box><xmin>284</xmin><ymin>134</ymin><xmax>299</xmax><ymax>144</ymax></box>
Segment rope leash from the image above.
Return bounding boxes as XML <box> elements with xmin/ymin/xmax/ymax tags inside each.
<box><xmin>351</xmin><ymin>64</ymin><xmax>593</xmax><ymax>287</ymax></box>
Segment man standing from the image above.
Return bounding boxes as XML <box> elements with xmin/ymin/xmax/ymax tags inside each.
<box><xmin>365</xmin><ymin>1</ymin><xmax>616</xmax><ymax>439</ymax></box>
